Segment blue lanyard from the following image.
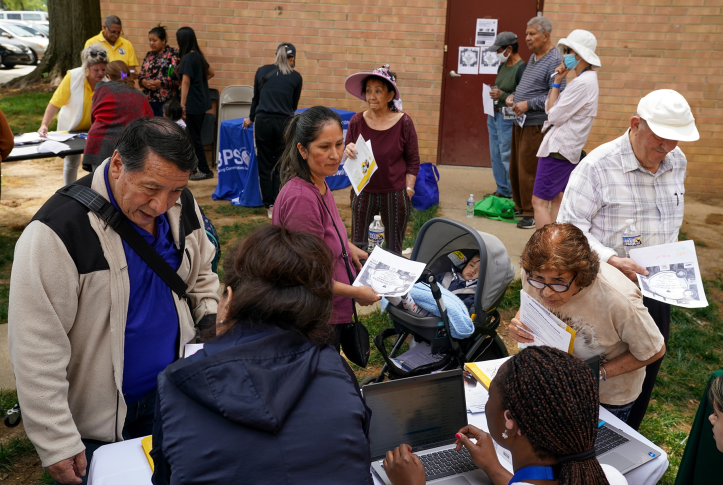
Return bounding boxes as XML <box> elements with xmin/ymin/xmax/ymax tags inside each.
<box><xmin>508</xmin><ymin>465</ymin><xmax>557</xmax><ymax>484</ymax></box>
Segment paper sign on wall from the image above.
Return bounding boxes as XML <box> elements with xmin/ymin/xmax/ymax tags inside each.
<box><xmin>458</xmin><ymin>47</ymin><xmax>480</xmax><ymax>75</ymax></box>
<box><xmin>475</xmin><ymin>19</ymin><xmax>498</xmax><ymax>48</ymax></box>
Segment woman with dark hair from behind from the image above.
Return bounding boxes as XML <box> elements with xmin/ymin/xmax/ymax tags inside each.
<box><xmin>176</xmin><ymin>26</ymin><xmax>215</xmax><ymax>181</ymax></box>
<box><xmin>150</xmin><ymin>225</ymin><xmax>372</xmax><ymax>484</ymax></box>
<box><xmin>384</xmin><ymin>346</ymin><xmax>627</xmax><ymax>485</ymax></box>
<box><xmin>84</xmin><ymin>60</ymin><xmax>153</xmax><ymax>171</ymax></box>
<box><xmin>138</xmin><ymin>24</ymin><xmax>180</xmax><ymax>117</ymax></box>
<box><xmin>272</xmin><ymin>106</ymin><xmax>380</xmax><ymax>351</ymax></box>
<box><xmin>508</xmin><ymin>223</ymin><xmax>665</xmax><ymax>423</ymax></box>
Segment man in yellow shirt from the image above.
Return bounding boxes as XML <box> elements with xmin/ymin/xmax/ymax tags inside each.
<box><xmin>85</xmin><ymin>15</ymin><xmax>138</xmax><ymax>74</ymax></box>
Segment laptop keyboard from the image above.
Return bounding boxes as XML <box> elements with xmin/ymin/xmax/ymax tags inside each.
<box><xmin>595</xmin><ymin>426</ymin><xmax>630</xmax><ymax>456</ymax></box>
<box><xmin>418</xmin><ymin>448</ymin><xmax>479</xmax><ymax>480</ymax></box>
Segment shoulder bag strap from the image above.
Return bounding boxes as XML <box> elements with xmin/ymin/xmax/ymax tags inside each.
<box><xmin>56</xmin><ymin>184</ymin><xmax>189</xmax><ymax>300</ymax></box>
<box><xmin>318</xmin><ymin>191</ymin><xmax>360</xmax><ymax>325</ymax></box>
<box><xmin>258</xmin><ymin>66</ymin><xmax>280</xmax><ymax>91</ymax></box>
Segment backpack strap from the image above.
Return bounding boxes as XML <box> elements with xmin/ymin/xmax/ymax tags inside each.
<box><xmin>258</xmin><ymin>66</ymin><xmax>280</xmax><ymax>91</ymax></box>
<box><xmin>56</xmin><ymin>184</ymin><xmax>189</xmax><ymax>300</ymax></box>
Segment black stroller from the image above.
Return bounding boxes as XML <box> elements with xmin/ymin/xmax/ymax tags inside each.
<box><xmin>367</xmin><ymin>217</ymin><xmax>515</xmax><ymax>383</ymax></box>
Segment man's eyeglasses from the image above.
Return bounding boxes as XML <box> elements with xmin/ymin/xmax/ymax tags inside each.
<box><xmin>527</xmin><ymin>273</ymin><xmax>577</xmax><ymax>293</ymax></box>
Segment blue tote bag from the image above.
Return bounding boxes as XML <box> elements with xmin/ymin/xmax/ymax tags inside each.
<box><xmin>411</xmin><ymin>163</ymin><xmax>440</xmax><ymax>211</ymax></box>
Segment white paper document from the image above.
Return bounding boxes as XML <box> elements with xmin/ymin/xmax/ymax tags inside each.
<box><xmin>482</xmin><ymin>84</ymin><xmax>494</xmax><ymax>116</ymax></box>
<box><xmin>458</xmin><ymin>47</ymin><xmax>480</xmax><ymax>75</ymax></box>
<box><xmin>38</xmin><ymin>140</ymin><xmax>71</xmax><ymax>155</ymax></box>
<box><xmin>9</xmin><ymin>145</ymin><xmax>41</xmax><ymax>157</ymax></box>
<box><xmin>14</xmin><ymin>133</ymin><xmax>43</xmax><ymax>146</ymax></box>
<box><xmin>519</xmin><ymin>291</ymin><xmax>575</xmax><ymax>353</ymax></box>
<box><xmin>475</xmin><ymin>19</ymin><xmax>498</xmax><ymax>48</ymax></box>
<box><xmin>46</xmin><ymin>132</ymin><xmax>76</xmax><ymax>142</ymax></box>
<box><xmin>479</xmin><ymin>49</ymin><xmax>500</xmax><ymax>75</ymax></box>
<box><xmin>630</xmin><ymin>240</ymin><xmax>708</xmax><ymax>308</ymax></box>
<box><xmin>515</xmin><ymin>113</ymin><xmax>526</xmax><ymax>128</ymax></box>
<box><xmin>464</xmin><ymin>377</ymin><xmax>489</xmax><ymax>414</ymax></box>
<box><xmin>343</xmin><ymin>134</ymin><xmax>378</xmax><ymax>196</ymax></box>
<box><xmin>353</xmin><ymin>246</ymin><xmax>426</xmax><ymax>297</ymax></box>
<box><xmin>184</xmin><ymin>343</ymin><xmax>204</xmax><ymax>358</ymax></box>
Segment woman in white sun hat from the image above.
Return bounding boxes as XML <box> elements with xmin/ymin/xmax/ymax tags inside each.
<box><xmin>532</xmin><ymin>29</ymin><xmax>600</xmax><ymax>230</ymax></box>
<box><xmin>343</xmin><ymin>65</ymin><xmax>420</xmax><ymax>255</ymax></box>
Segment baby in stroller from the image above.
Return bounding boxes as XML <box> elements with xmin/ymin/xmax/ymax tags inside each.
<box><xmin>434</xmin><ymin>251</ymin><xmax>480</xmax><ymax>313</ymax></box>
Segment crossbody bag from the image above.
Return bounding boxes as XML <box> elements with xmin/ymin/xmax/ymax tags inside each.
<box><xmin>318</xmin><ymin>192</ymin><xmax>371</xmax><ymax>368</ymax></box>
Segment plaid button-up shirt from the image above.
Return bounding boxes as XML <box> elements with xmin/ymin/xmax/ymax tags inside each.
<box><xmin>557</xmin><ymin>130</ymin><xmax>687</xmax><ymax>262</ymax></box>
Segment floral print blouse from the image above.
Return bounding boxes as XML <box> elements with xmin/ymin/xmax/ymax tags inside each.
<box><xmin>138</xmin><ymin>45</ymin><xmax>180</xmax><ymax>103</ymax></box>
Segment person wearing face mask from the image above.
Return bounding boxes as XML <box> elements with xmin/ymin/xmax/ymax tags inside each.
<box><xmin>532</xmin><ymin>30</ymin><xmax>600</xmax><ymax>230</ymax></box>
<box><xmin>484</xmin><ymin>32</ymin><xmax>525</xmax><ymax>200</ymax></box>
<box><xmin>557</xmin><ymin>89</ymin><xmax>699</xmax><ymax>430</ymax></box>
<box><xmin>507</xmin><ymin>223</ymin><xmax>665</xmax><ymax>423</ymax></box>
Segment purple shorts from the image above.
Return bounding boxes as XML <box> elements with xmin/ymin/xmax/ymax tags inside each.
<box><xmin>532</xmin><ymin>155</ymin><xmax>577</xmax><ymax>201</ymax></box>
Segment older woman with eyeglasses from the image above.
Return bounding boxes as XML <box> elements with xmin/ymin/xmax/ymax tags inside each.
<box><xmin>38</xmin><ymin>43</ymin><xmax>109</xmax><ymax>184</ymax></box>
<box><xmin>508</xmin><ymin>223</ymin><xmax>665</xmax><ymax>423</ymax></box>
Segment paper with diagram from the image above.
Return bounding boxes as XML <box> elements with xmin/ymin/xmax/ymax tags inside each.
<box><xmin>630</xmin><ymin>240</ymin><xmax>708</xmax><ymax>308</ymax></box>
<box><xmin>343</xmin><ymin>134</ymin><xmax>378</xmax><ymax>196</ymax></box>
<box><xmin>458</xmin><ymin>47</ymin><xmax>480</xmax><ymax>75</ymax></box>
<box><xmin>518</xmin><ymin>291</ymin><xmax>576</xmax><ymax>354</ymax></box>
<box><xmin>353</xmin><ymin>246</ymin><xmax>426</xmax><ymax>297</ymax></box>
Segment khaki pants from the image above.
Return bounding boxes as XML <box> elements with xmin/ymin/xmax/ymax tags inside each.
<box><xmin>509</xmin><ymin>124</ymin><xmax>544</xmax><ymax>217</ymax></box>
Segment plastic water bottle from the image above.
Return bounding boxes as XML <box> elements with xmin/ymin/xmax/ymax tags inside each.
<box><xmin>467</xmin><ymin>194</ymin><xmax>474</xmax><ymax>218</ymax></box>
<box><xmin>401</xmin><ymin>293</ymin><xmax>432</xmax><ymax>317</ymax></box>
<box><xmin>622</xmin><ymin>219</ymin><xmax>642</xmax><ymax>257</ymax></box>
<box><xmin>368</xmin><ymin>215</ymin><xmax>385</xmax><ymax>252</ymax></box>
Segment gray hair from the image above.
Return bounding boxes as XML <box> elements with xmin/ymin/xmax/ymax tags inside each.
<box><xmin>81</xmin><ymin>43</ymin><xmax>109</xmax><ymax>71</ymax></box>
<box><xmin>104</xmin><ymin>15</ymin><xmax>121</xmax><ymax>28</ymax></box>
<box><xmin>115</xmin><ymin>118</ymin><xmax>197</xmax><ymax>173</ymax></box>
<box><xmin>527</xmin><ymin>16</ymin><xmax>553</xmax><ymax>35</ymax></box>
<box><xmin>274</xmin><ymin>45</ymin><xmax>294</xmax><ymax>75</ymax></box>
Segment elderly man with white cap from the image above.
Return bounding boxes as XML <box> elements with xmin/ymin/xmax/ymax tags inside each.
<box><xmin>558</xmin><ymin>88</ymin><xmax>700</xmax><ymax>430</ymax></box>
<box><xmin>532</xmin><ymin>29</ymin><xmax>600</xmax><ymax>229</ymax></box>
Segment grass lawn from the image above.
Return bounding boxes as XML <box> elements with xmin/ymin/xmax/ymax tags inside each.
<box><xmin>0</xmin><ymin>93</ymin><xmax>54</xmax><ymax>134</ymax></box>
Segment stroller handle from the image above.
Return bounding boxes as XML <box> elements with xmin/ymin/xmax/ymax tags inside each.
<box><xmin>418</xmin><ymin>270</ymin><xmax>461</xmax><ymax>354</ymax></box>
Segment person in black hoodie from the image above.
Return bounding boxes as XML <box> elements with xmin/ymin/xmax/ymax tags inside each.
<box><xmin>150</xmin><ymin>225</ymin><xmax>372</xmax><ymax>484</ymax></box>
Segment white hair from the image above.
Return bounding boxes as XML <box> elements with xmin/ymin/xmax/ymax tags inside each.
<box><xmin>528</xmin><ymin>16</ymin><xmax>553</xmax><ymax>35</ymax></box>
<box><xmin>274</xmin><ymin>46</ymin><xmax>294</xmax><ymax>75</ymax></box>
<box><xmin>81</xmin><ymin>43</ymin><xmax>109</xmax><ymax>71</ymax></box>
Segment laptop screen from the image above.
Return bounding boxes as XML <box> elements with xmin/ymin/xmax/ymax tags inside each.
<box><xmin>365</xmin><ymin>370</ymin><xmax>468</xmax><ymax>460</ymax></box>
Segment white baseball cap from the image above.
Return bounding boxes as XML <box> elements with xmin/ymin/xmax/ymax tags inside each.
<box><xmin>637</xmin><ymin>89</ymin><xmax>699</xmax><ymax>142</ymax></box>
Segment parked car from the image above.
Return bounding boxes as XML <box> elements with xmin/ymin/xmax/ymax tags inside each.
<box><xmin>3</xmin><ymin>20</ymin><xmax>47</xmax><ymax>39</ymax></box>
<box><xmin>0</xmin><ymin>11</ymin><xmax>48</xmax><ymax>23</ymax></box>
<box><xmin>0</xmin><ymin>22</ymin><xmax>46</xmax><ymax>64</ymax></box>
<box><xmin>0</xmin><ymin>38</ymin><xmax>33</xmax><ymax>68</ymax></box>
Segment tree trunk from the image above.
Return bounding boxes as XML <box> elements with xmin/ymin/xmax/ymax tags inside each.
<box><xmin>4</xmin><ymin>0</ymin><xmax>101</xmax><ymax>89</ymax></box>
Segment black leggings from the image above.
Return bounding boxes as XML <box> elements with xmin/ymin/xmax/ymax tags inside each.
<box><xmin>185</xmin><ymin>112</ymin><xmax>211</xmax><ymax>174</ymax></box>
<box><xmin>254</xmin><ymin>114</ymin><xmax>287</xmax><ymax>207</ymax></box>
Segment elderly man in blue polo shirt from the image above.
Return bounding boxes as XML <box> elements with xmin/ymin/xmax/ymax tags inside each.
<box><xmin>8</xmin><ymin>118</ymin><xmax>219</xmax><ymax>485</ymax></box>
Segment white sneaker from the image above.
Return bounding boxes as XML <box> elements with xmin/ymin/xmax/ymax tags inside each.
<box><xmin>267</xmin><ymin>205</ymin><xmax>273</xmax><ymax>220</ymax></box>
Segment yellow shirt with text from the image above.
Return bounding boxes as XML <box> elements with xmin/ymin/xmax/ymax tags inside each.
<box><xmin>84</xmin><ymin>32</ymin><xmax>138</xmax><ymax>68</ymax></box>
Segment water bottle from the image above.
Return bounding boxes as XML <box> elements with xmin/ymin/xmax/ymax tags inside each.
<box><xmin>368</xmin><ymin>215</ymin><xmax>385</xmax><ymax>252</ymax></box>
<box><xmin>467</xmin><ymin>194</ymin><xmax>474</xmax><ymax>218</ymax></box>
<box><xmin>401</xmin><ymin>293</ymin><xmax>432</xmax><ymax>317</ymax></box>
<box><xmin>622</xmin><ymin>218</ymin><xmax>642</xmax><ymax>257</ymax></box>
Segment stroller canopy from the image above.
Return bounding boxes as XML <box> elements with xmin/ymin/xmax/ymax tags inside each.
<box><xmin>411</xmin><ymin>218</ymin><xmax>515</xmax><ymax>317</ymax></box>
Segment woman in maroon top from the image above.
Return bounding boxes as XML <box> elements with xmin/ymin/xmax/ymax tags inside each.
<box><xmin>343</xmin><ymin>65</ymin><xmax>421</xmax><ymax>254</ymax></box>
<box><xmin>273</xmin><ymin>106</ymin><xmax>380</xmax><ymax>350</ymax></box>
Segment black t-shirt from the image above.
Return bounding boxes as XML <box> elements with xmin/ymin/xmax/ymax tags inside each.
<box><xmin>178</xmin><ymin>51</ymin><xmax>211</xmax><ymax>115</ymax></box>
<box><xmin>249</xmin><ymin>64</ymin><xmax>303</xmax><ymax>121</ymax></box>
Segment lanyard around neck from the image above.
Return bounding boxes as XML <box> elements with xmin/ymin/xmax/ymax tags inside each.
<box><xmin>508</xmin><ymin>465</ymin><xmax>557</xmax><ymax>485</ymax></box>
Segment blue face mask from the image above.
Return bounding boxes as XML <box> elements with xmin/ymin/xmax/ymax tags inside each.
<box><xmin>564</xmin><ymin>53</ymin><xmax>579</xmax><ymax>70</ymax></box>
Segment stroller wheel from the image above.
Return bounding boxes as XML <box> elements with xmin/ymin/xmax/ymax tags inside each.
<box><xmin>360</xmin><ymin>375</ymin><xmax>382</xmax><ymax>386</ymax></box>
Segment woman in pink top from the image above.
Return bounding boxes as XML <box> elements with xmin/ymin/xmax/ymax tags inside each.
<box><xmin>343</xmin><ymin>65</ymin><xmax>421</xmax><ymax>254</ymax></box>
<box><xmin>273</xmin><ymin>106</ymin><xmax>380</xmax><ymax>350</ymax></box>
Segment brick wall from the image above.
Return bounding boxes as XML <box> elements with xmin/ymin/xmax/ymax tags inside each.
<box><xmin>100</xmin><ymin>0</ymin><xmax>449</xmax><ymax>164</ymax></box>
<box><xmin>545</xmin><ymin>0</ymin><xmax>723</xmax><ymax>195</ymax></box>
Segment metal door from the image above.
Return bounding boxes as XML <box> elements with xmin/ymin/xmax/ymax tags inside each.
<box><xmin>438</xmin><ymin>0</ymin><xmax>538</xmax><ymax>167</ymax></box>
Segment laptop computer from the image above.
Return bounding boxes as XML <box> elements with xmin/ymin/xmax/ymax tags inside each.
<box><xmin>365</xmin><ymin>369</ymin><xmax>492</xmax><ymax>485</ymax></box>
<box><xmin>595</xmin><ymin>421</ymin><xmax>660</xmax><ymax>473</ymax></box>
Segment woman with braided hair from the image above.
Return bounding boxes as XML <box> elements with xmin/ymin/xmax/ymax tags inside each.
<box><xmin>383</xmin><ymin>346</ymin><xmax>627</xmax><ymax>485</ymax></box>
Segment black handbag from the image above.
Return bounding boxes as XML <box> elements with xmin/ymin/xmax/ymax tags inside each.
<box><xmin>319</xmin><ymin>194</ymin><xmax>370</xmax><ymax>368</ymax></box>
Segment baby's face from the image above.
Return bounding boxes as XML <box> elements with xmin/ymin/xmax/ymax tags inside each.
<box><xmin>462</xmin><ymin>256</ymin><xmax>481</xmax><ymax>281</ymax></box>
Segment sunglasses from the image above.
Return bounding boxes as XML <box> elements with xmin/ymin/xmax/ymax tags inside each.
<box><xmin>527</xmin><ymin>273</ymin><xmax>577</xmax><ymax>293</ymax></box>
<box><xmin>88</xmin><ymin>50</ymin><xmax>108</xmax><ymax>59</ymax></box>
